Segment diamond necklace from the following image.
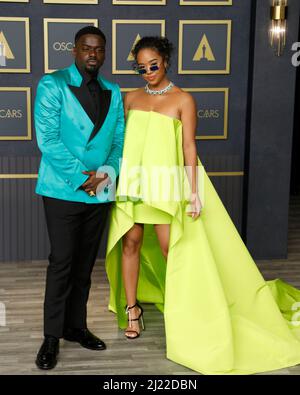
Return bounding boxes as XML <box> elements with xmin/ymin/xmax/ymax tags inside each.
<box><xmin>144</xmin><ymin>81</ymin><xmax>174</xmax><ymax>95</ymax></box>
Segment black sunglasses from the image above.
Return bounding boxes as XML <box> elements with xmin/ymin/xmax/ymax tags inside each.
<box><xmin>135</xmin><ymin>63</ymin><xmax>160</xmax><ymax>75</ymax></box>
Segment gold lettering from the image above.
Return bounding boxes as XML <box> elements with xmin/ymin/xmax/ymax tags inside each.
<box><xmin>197</xmin><ymin>109</ymin><xmax>220</xmax><ymax>119</ymax></box>
<box><xmin>0</xmin><ymin>109</ymin><xmax>23</xmax><ymax>118</ymax></box>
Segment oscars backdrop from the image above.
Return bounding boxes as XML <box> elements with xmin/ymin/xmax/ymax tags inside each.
<box><xmin>0</xmin><ymin>0</ymin><xmax>251</xmax><ymax>261</ymax></box>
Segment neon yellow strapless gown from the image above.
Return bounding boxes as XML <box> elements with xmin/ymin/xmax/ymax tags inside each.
<box><xmin>105</xmin><ymin>109</ymin><xmax>300</xmax><ymax>375</ymax></box>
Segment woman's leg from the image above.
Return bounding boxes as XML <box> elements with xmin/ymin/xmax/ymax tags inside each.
<box><xmin>154</xmin><ymin>224</ymin><xmax>170</xmax><ymax>261</ymax></box>
<box><xmin>122</xmin><ymin>223</ymin><xmax>144</xmax><ymax>337</ymax></box>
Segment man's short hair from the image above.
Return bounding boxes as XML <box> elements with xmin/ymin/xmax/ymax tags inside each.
<box><xmin>74</xmin><ymin>26</ymin><xmax>106</xmax><ymax>44</ymax></box>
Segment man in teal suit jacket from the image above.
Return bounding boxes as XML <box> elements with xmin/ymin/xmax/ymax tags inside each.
<box><xmin>34</xmin><ymin>26</ymin><xmax>125</xmax><ymax>370</ymax></box>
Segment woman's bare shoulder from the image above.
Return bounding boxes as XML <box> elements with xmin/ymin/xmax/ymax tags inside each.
<box><xmin>175</xmin><ymin>87</ymin><xmax>194</xmax><ymax>100</ymax></box>
<box><xmin>171</xmin><ymin>86</ymin><xmax>196</xmax><ymax>108</ymax></box>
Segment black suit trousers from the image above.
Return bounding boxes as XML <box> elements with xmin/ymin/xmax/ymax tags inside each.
<box><xmin>42</xmin><ymin>196</ymin><xmax>111</xmax><ymax>338</ymax></box>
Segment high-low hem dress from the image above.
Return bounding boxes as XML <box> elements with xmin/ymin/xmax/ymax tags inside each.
<box><xmin>105</xmin><ymin>109</ymin><xmax>300</xmax><ymax>375</ymax></box>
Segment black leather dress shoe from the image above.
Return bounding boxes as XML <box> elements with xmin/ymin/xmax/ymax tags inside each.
<box><xmin>63</xmin><ymin>328</ymin><xmax>106</xmax><ymax>351</ymax></box>
<box><xmin>35</xmin><ymin>336</ymin><xmax>59</xmax><ymax>370</ymax></box>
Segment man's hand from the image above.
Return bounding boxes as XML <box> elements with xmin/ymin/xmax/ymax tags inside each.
<box><xmin>81</xmin><ymin>171</ymin><xmax>109</xmax><ymax>195</ymax></box>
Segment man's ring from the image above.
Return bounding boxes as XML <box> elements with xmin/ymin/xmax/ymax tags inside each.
<box><xmin>89</xmin><ymin>191</ymin><xmax>96</xmax><ymax>197</ymax></box>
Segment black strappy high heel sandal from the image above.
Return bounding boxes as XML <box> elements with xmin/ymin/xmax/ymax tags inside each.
<box><xmin>124</xmin><ymin>302</ymin><xmax>145</xmax><ymax>339</ymax></box>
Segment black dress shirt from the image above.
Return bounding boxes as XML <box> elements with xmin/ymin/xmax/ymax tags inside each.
<box><xmin>76</xmin><ymin>64</ymin><xmax>101</xmax><ymax>125</ymax></box>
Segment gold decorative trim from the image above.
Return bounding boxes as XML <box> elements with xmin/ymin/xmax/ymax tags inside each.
<box><xmin>180</xmin><ymin>0</ymin><xmax>232</xmax><ymax>5</ymax></box>
<box><xmin>178</xmin><ymin>20</ymin><xmax>231</xmax><ymax>75</ymax></box>
<box><xmin>0</xmin><ymin>17</ymin><xmax>30</xmax><ymax>73</ymax></box>
<box><xmin>0</xmin><ymin>174</ymin><xmax>38</xmax><ymax>179</ymax></box>
<box><xmin>208</xmin><ymin>172</ymin><xmax>243</xmax><ymax>177</ymax></box>
<box><xmin>183</xmin><ymin>88</ymin><xmax>229</xmax><ymax>140</ymax></box>
<box><xmin>43</xmin><ymin>0</ymin><xmax>98</xmax><ymax>4</ymax></box>
<box><xmin>113</xmin><ymin>0</ymin><xmax>166</xmax><ymax>4</ymax></box>
<box><xmin>0</xmin><ymin>87</ymin><xmax>32</xmax><ymax>141</ymax></box>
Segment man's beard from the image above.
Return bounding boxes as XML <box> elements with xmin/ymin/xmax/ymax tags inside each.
<box><xmin>85</xmin><ymin>63</ymin><xmax>100</xmax><ymax>75</ymax></box>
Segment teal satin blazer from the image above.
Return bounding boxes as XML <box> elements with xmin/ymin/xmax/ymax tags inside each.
<box><xmin>34</xmin><ymin>63</ymin><xmax>125</xmax><ymax>203</ymax></box>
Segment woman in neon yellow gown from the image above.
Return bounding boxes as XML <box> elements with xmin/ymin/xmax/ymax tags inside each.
<box><xmin>105</xmin><ymin>37</ymin><xmax>300</xmax><ymax>375</ymax></box>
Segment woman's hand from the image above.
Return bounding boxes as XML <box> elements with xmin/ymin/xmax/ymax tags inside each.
<box><xmin>186</xmin><ymin>192</ymin><xmax>202</xmax><ymax>219</ymax></box>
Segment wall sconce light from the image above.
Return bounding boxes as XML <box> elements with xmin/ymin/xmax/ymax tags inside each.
<box><xmin>269</xmin><ymin>0</ymin><xmax>288</xmax><ymax>56</ymax></box>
